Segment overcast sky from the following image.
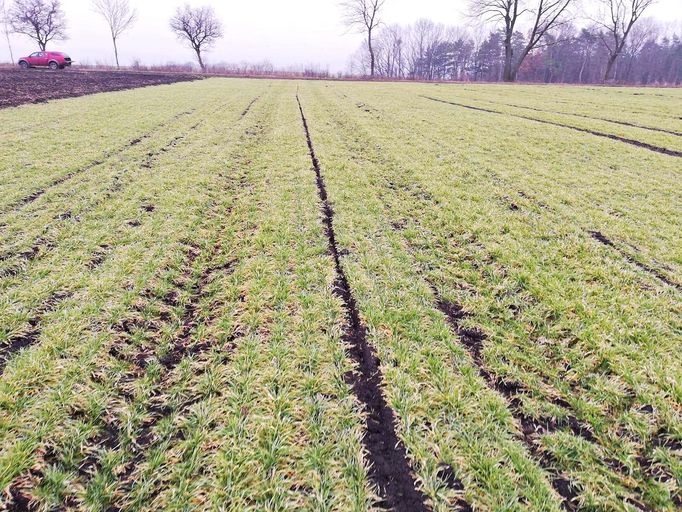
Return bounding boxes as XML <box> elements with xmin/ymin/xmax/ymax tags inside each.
<box><xmin>1</xmin><ymin>0</ymin><xmax>681</xmax><ymax>71</ymax></box>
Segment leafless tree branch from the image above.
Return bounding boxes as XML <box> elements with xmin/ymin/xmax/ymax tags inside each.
<box><xmin>9</xmin><ymin>0</ymin><xmax>67</xmax><ymax>51</ymax></box>
<box><xmin>169</xmin><ymin>4</ymin><xmax>223</xmax><ymax>72</ymax></box>
<box><xmin>92</xmin><ymin>0</ymin><xmax>136</xmax><ymax>68</ymax></box>
<box><xmin>340</xmin><ymin>0</ymin><xmax>385</xmax><ymax>77</ymax></box>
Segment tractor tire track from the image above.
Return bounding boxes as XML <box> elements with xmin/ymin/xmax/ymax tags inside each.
<box><xmin>324</xmin><ymin>88</ymin><xmax>673</xmax><ymax>511</ymax></box>
<box><xmin>481</xmin><ymin>99</ymin><xmax>682</xmax><ymax>137</ymax></box>
<box><xmin>0</xmin><ymin>110</ymin><xmax>196</xmax><ymax>217</ymax></box>
<box><xmin>386</xmin><ymin>188</ymin><xmax>662</xmax><ymax>510</ymax></box>
<box><xmin>588</xmin><ymin>231</ymin><xmax>681</xmax><ymax>291</ymax></box>
<box><xmin>430</xmin><ymin>285</ymin><xmax>585</xmax><ymax>512</ymax></box>
<box><xmin>3</xmin><ymin>243</ymin><xmax>205</xmax><ymax>508</ymax></box>
<box><xmin>296</xmin><ymin>93</ymin><xmax>429</xmax><ymax>512</ymax></box>
<box><xmin>3</xmin><ymin>97</ymin><xmax>266</xmax><ymax>509</ymax></box>
<box><xmin>391</xmin><ymin>209</ymin><xmax>658</xmax><ymax>511</ymax></box>
<box><xmin>110</xmin><ymin>113</ymin><xmax>266</xmax><ymax>504</ymax></box>
<box><xmin>421</xmin><ymin>96</ymin><xmax>682</xmax><ymax>158</ymax></box>
<box><xmin>0</xmin><ymin>98</ymin><xmax>257</xmax><ymax>281</ymax></box>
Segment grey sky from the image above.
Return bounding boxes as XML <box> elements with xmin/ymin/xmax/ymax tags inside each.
<box><xmin>2</xmin><ymin>0</ymin><xmax>681</xmax><ymax>71</ymax></box>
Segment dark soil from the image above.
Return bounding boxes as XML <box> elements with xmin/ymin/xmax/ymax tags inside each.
<box><xmin>297</xmin><ymin>94</ymin><xmax>429</xmax><ymax>512</ymax></box>
<box><xmin>0</xmin><ymin>68</ymin><xmax>202</xmax><ymax>109</ymax></box>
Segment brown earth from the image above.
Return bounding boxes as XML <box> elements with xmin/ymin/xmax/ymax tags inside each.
<box><xmin>0</xmin><ymin>68</ymin><xmax>202</xmax><ymax>109</ymax></box>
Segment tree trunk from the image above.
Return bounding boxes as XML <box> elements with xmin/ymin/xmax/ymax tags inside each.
<box><xmin>112</xmin><ymin>33</ymin><xmax>120</xmax><ymax>69</ymax></box>
<box><xmin>36</xmin><ymin>26</ymin><xmax>46</xmax><ymax>51</ymax></box>
<box><xmin>368</xmin><ymin>29</ymin><xmax>375</xmax><ymax>78</ymax></box>
<box><xmin>579</xmin><ymin>51</ymin><xmax>588</xmax><ymax>83</ymax></box>
<box><xmin>603</xmin><ymin>53</ymin><xmax>618</xmax><ymax>82</ymax></box>
<box><xmin>503</xmin><ymin>36</ymin><xmax>514</xmax><ymax>82</ymax></box>
<box><xmin>195</xmin><ymin>48</ymin><xmax>205</xmax><ymax>72</ymax></box>
<box><xmin>3</xmin><ymin>26</ymin><xmax>13</xmax><ymax>64</ymax></box>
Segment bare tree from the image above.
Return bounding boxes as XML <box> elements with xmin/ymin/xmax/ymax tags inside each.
<box><xmin>621</xmin><ymin>17</ymin><xmax>656</xmax><ymax>80</ymax></box>
<box><xmin>375</xmin><ymin>24</ymin><xmax>405</xmax><ymax>78</ymax></box>
<box><xmin>340</xmin><ymin>0</ymin><xmax>385</xmax><ymax>77</ymax></box>
<box><xmin>408</xmin><ymin>19</ymin><xmax>445</xmax><ymax>79</ymax></box>
<box><xmin>92</xmin><ymin>0</ymin><xmax>136</xmax><ymax>68</ymax></box>
<box><xmin>594</xmin><ymin>0</ymin><xmax>656</xmax><ymax>81</ymax></box>
<box><xmin>1</xmin><ymin>0</ymin><xmax>15</xmax><ymax>63</ymax></box>
<box><xmin>169</xmin><ymin>4</ymin><xmax>223</xmax><ymax>72</ymax></box>
<box><xmin>9</xmin><ymin>0</ymin><xmax>67</xmax><ymax>51</ymax></box>
<box><xmin>468</xmin><ymin>0</ymin><xmax>574</xmax><ymax>81</ymax></box>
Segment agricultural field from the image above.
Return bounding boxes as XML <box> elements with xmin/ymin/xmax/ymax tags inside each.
<box><xmin>0</xmin><ymin>77</ymin><xmax>680</xmax><ymax>512</ymax></box>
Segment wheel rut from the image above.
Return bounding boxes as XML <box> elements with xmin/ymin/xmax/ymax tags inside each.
<box><xmin>422</xmin><ymin>96</ymin><xmax>682</xmax><ymax>158</ymax></box>
<box><xmin>296</xmin><ymin>93</ymin><xmax>429</xmax><ymax>512</ymax></box>
<box><xmin>588</xmin><ymin>230</ymin><xmax>681</xmax><ymax>291</ymax></box>
<box><xmin>484</xmin><ymin>99</ymin><xmax>682</xmax><ymax>137</ymax></box>
<box><xmin>0</xmin><ymin>110</ymin><xmax>196</xmax><ymax>216</ymax></box>
<box><xmin>2</xmin><ymin>96</ymin><xmax>265</xmax><ymax>510</ymax></box>
<box><xmin>0</xmin><ymin>97</ymin><xmax>259</xmax><ymax>281</ymax></box>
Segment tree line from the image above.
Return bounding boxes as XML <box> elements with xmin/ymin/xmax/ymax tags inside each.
<box><xmin>344</xmin><ymin>0</ymin><xmax>681</xmax><ymax>85</ymax></box>
<box><xmin>1</xmin><ymin>0</ymin><xmax>680</xmax><ymax>84</ymax></box>
<box><xmin>0</xmin><ymin>0</ymin><xmax>223</xmax><ymax>71</ymax></box>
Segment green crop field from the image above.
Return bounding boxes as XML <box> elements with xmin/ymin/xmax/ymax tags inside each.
<box><xmin>0</xmin><ymin>78</ymin><xmax>680</xmax><ymax>512</ymax></box>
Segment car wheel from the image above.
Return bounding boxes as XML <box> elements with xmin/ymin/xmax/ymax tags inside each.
<box><xmin>19</xmin><ymin>61</ymin><xmax>29</xmax><ymax>69</ymax></box>
<box><xmin>48</xmin><ymin>61</ymin><xmax>59</xmax><ymax>70</ymax></box>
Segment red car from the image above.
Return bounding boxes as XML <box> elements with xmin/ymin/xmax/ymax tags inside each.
<box><xmin>18</xmin><ymin>51</ymin><xmax>73</xmax><ymax>70</ymax></box>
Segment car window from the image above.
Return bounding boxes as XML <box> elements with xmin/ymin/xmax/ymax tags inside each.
<box><xmin>30</xmin><ymin>52</ymin><xmax>40</xmax><ymax>57</ymax></box>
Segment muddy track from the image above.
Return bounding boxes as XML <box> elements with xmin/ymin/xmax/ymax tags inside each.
<box><xmin>110</xmin><ymin>117</ymin><xmax>266</xmax><ymax>502</ymax></box>
<box><xmin>421</xmin><ymin>96</ymin><xmax>682</xmax><ymax>158</ymax></box>
<box><xmin>0</xmin><ymin>109</ymin><xmax>195</xmax><ymax>217</ymax></box>
<box><xmin>5</xmin><ymin>228</ymin><xmax>239</xmax><ymax>508</ymax></box>
<box><xmin>0</xmin><ymin>291</ymin><xmax>73</xmax><ymax>375</ymax></box>
<box><xmin>3</xmin><ymin>100</ymin><xmax>264</xmax><ymax>507</ymax></box>
<box><xmin>589</xmin><ymin>231</ymin><xmax>681</xmax><ymax>291</ymax></box>
<box><xmin>398</xmin><ymin>220</ymin><xmax>656</xmax><ymax>510</ymax></box>
<box><xmin>241</xmin><ymin>95</ymin><xmax>262</xmax><ymax>117</ymax></box>
<box><xmin>489</xmin><ymin>100</ymin><xmax>682</xmax><ymax>138</ymax></box>
<box><xmin>296</xmin><ymin>94</ymin><xmax>429</xmax><ymax>512</ymax></box>
<box><xmin>112</xmin><ymin>251</ymin><xmax>239</xmax><ymax>500</ymax></box>
<box><xmin>3</xmin><ymin>244</ymin><xmax>203</xmax><ymax>508</ymax></box>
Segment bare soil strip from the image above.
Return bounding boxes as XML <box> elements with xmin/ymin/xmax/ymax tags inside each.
<box><xmin>422</xmin><ymin>96</ymin><xmax>682</xmax><ymax>158</ymax></box>
<box><xmin>589</xmin><ymin>231</ymin><xmax>681</xmax><ymax>291</ymax></box>
<box><xmin>296</xmin><ymin>94</ymin><xmax>429</xmax><ymax>512</ymax></box>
